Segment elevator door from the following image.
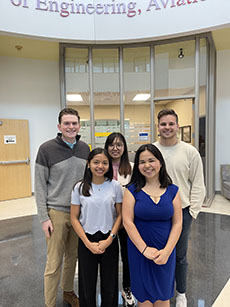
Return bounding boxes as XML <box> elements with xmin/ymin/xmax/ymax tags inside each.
<box><xmin>0</xmin><ymin>119</ymin><xmax>32</xmax><ymax>201</ymax></box>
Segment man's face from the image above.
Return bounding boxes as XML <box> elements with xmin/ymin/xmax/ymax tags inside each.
<box><xmin>58</xmin><ymin>114</ymin><xmax>80</xmax><ymax>143</ymax></box>
<box><xmin>158</xmin><ymin>114</ymin><xmax>179</xmax><ymax>140</ymax></box>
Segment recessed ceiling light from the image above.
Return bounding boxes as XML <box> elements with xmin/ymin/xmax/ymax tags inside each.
<box><xmin>133</xmin><ymin>94</ymin><xmax>151</xmax><ymax>101</ymax></box>
<box><xmin>67</xmin><ymin>94</ymin><xmax>83</xmax><ymax>102</ymax></box>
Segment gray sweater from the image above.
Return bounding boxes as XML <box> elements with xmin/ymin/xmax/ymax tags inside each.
<box><xmin>35</xmin><ymin>133</ymin><xmax>90</xmax><ymax>223</ymax></box>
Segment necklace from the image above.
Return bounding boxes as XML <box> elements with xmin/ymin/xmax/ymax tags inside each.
<box><xmin>93</xmin><ymin>182</ymin><xmax>103</xmax><ymax>191</ymax></box>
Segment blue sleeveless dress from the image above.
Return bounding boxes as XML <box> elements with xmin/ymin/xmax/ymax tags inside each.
<box><xmin>127</xmin><ymin>184</ymin><xmax>178</xmax><ymax>303</ymax></box>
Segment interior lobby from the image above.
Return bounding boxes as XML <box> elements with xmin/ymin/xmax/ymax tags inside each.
<box><xmin>0</xmin><ymin>0</ymin><xmax>230</xmax><ymax>306</ymax></box>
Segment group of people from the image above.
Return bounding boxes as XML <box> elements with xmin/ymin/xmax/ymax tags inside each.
<box><xmin>35</xmin><ymin>107</ymin><xmax>206</xmax><ymax>307</ymax></box>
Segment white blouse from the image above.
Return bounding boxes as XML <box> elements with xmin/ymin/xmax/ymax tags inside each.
<box><xmin>71</xmin><ymin>179</ymin><xmax>123</xmax><ymax>234</ymax></box>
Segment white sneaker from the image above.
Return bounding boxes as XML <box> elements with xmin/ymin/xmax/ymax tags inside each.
<box><xmin>176</xmin><ymin>293</ymin><xmax>187</xmax><ymax>307</ymax></box>
<box><xmin>122</xmin><ymin>287</ymin><xmax>136</xmax><ymax>307</ymax></box>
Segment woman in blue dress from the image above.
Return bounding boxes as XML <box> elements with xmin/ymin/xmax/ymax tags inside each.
<box><xmin>122</xmin><ymin>144</ymin><xmax>182</xmax><ymax>307</ymax></box>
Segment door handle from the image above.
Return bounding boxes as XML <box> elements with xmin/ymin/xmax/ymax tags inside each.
<box><xmin>0</xmin><ymin>157</ymin><xmax>30</xmax><ymax>165</ymax></box>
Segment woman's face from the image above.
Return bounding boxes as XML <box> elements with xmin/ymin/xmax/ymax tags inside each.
<box><xmin>107</xmin><ymin>137</ymin><xmax>125</xmax><ymax>162</ymax></box>
<box><xmin>138</xmin><ymin>150</ymin><xmax>161</xmax><ymax>180</ymax></box>
<box><xmin>89</xmin><ymin>153</ymin><xmax>109</xmax><ymax>178</ymax></box>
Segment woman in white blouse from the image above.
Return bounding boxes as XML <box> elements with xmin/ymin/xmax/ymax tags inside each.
<box><xmin>71</xmin><ymin>148</ymin><xmax>122</xmax><ymax>307</ymax></box>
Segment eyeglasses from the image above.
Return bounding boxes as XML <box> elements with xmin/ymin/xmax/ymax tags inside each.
<box><xmin>108</xmin><ymin>143</ymin><xmax>124</xmax><ymax>149</ymax></box>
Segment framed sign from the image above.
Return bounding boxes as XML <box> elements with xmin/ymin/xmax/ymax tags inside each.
<box><xmin>181</xmin><ymin>126</ymin><xmax>191</xmax><ymax>143</ymax></box>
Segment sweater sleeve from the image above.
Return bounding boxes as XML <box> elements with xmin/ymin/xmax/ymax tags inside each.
<box><xmin>34</xmin><ymin>147</ymin><xmax>50</xmax><ymax>223</ymax></box>
<box><xmin>188</xmin><ymin>151</ymin><xmax>206</xmax><ymax>219</ymax></box>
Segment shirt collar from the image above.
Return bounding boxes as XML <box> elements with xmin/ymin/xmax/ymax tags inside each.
<box><xmin>63</xmin><ymin>139</ymin><xmax>77</xmax><ymax>149</ymax></box>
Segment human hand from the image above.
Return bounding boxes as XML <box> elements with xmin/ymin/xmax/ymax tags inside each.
<box><xmin>152</xmin><ymin>249</ymin><xmax>170</xmax><ymax>265</ymax></box>
<box><xmin>42</xmin><ymin>219</ymin><xmax>53</xmax><ymax>238</ymax></box>
<box><xmin>98</xmin><ymin>238</ymin><xmax>112</xmax><ymax>251</ymax></box>
<box><xmin>87</xmin><ymin>242</ymin><xmax>105</xmax><ymax>254</ymax></box>
<box><xmin>142</xmin><ymin>246</ymin><xmax>159</xmax><ymax>260</ymax></box>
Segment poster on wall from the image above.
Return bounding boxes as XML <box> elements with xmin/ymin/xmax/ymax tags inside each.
<box><xmin>181</xmin><ymin>126</ymin><xmax>191</xmax><ymax>143</ymax></box>
<box><xmin>139</xmin><ymin>132</ymin><xmax>148</xmax><ymax>141</ymax></box>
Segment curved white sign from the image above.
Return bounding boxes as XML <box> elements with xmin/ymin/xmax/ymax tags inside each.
<box><xmin>0</xmin><ymin>0</ymin><xmax>229</xmax><ymax>42</ymax></box>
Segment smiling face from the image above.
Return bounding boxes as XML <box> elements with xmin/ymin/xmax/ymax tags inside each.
<box><xmin>107</xmin><ymin>137</ymin><xmax>125</xmax><ymax>162</ymax></box>
<box><xmin>158</xmin><ymin>114</ymin><xmax>179</xmax><ymax>142</ymax></box>
<box><xmin>89</xmin><ymin>153</ymin><xmax>110</xmax><ymax>179</ymax></box>
<box><xmin>57</xmin><ymin>114</ymin><xmax>80</xmax><ymax>143</ymax></box>
<box><xmin>138</xmin><ymin>149</ymin><xmax>161</xmax><ymax>180</ymax></box>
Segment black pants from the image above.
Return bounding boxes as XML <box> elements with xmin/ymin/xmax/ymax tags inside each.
<box><xmin>78</xmin><ymin>231</ymin><xmax>119</xmax><ymax>307</ymax></box>
<box><xmin>118</xmin><ymin>227</ymin><xmax>131</xmax><ymax>289</ymax></box>
<box><xmin>175</xmin><ymin>207</ymin><xmax>193</xmax><ymax>293</ymax></box>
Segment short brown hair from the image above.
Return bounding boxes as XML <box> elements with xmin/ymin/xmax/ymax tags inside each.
<box><xmin>58</xmin><ymin>108</ymin><xmax>80</xmax><ymax>124</ymax></box>
<box><xmin>157</xmin><ymin>109</ymin><xmax>178</xmax><ymax>124</ymax></box>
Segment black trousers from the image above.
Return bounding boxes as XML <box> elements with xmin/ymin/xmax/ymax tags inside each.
<box><xmin>118</xmin><ymin>227</ymin><xmax>131</xmax><ymax>289</ymax></box>
<box><xmin>78</xmin><ymin>231</ymin><xmax>119</xmax><ymax>307</ymax></box>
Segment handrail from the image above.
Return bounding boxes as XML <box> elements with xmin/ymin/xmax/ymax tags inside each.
<box><xmin>0</xmin><ymin>157</ymin><xmax>30</xmax><ymax>165</ymax></box>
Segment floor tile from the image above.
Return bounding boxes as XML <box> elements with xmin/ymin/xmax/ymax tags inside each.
<box><xmin>0</xmin><ymin>195</ymin><xmax>230</xmax><ymax>306</ymax></box>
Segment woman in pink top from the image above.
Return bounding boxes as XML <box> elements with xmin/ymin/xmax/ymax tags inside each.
<box><xmin>105</xmin><ymin>132</ymin><xmax>136</xmax><ymax>307</ymax></box>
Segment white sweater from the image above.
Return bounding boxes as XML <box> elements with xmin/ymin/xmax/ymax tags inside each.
<box><xmin>154</xmin><ymin>141</ymin><xmax>206</xmax><ymax>219</ymax></box>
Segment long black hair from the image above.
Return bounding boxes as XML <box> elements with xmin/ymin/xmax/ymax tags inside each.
<box><xmin>104</xmin><ymin>132</ymin><xmax>131</xmax><ymax>178</ymax></box>
<box><xmin>129</xmin><ymin>144</ymin><xmax>172</xmax><ymax>192</ymax></box>
<box><xmin>79</xmin><ymin>148</ymin><xmax>113</xmax><ymax>196</ymax></box>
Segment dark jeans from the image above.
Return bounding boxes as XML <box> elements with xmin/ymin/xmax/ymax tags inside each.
<box><xmin>175</xmin><ymin>206</ymin><xmax>193</xmax><ymax>294</ymax></box>
<box><xmin>118</xmin><ymin>227</ymin><xmax>131</xmax><ymax>289</ymax></box>
<box><xmin>78</xmin><ymin>231</ymin><xmax>119</xmax><ymax>307</ymax></box>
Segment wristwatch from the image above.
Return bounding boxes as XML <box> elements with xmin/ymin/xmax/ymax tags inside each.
<box><xmin>110</xmin><ymin>232</ymin><xmax>116</xmax><ymax>239</ymax></box>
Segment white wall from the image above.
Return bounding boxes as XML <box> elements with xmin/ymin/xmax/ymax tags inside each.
<box><xmin>0</xmin><ymin>56</ymin><xmax>60</xmax><ymax>192</ymax></box>
<box><xmin>215</xmin><ymin>49</ymin><xmax>230</xmax><ymax>191</ymax></box>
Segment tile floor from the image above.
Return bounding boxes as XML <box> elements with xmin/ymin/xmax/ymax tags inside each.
<box><xmin>0</xmin><ymin>194</ymin><xmax>230</xmax><ymax>307</ymax></box>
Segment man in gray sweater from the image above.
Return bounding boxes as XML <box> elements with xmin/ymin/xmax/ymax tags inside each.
<box><xmin>35</xmin><ymin>108</ymin><xmax>90</xmax><ymax>307</ymax></box>
<box><xmin>154</xmin><ymin>109</ymin><xmax>206</xmax><ymax>307</ymax></box>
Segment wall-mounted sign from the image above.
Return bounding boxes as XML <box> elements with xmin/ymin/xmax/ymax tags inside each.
<box><xmin>4</xmin><ymin>135</ymin><xmax>17</xmax><ymax>144</ymax></box>
<box><xmin>139</xmin><ymin>132</ymin><xmax>149</xmax><ymax>141</ymax></box>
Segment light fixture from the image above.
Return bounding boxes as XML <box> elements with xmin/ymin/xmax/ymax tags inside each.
<box><xmin>178</xmin><ymin>48</ymin><xmax>184</xmax><ymax>59</ymax></box>
<box><xmin>133</xmin><ymin>94</ymin><xmax>151</xmax><ymax>101</ymax></box>
<box><xmin>15</xmin><ymin>45</ymin><xmax>23</xmax><ymax>51</ymax></box>
<box><xmin>66</xmin><ymin>94</ymin><xmax>83</xmax><ymax>102</ymax></box>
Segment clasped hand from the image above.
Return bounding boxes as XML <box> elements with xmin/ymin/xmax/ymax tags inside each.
<box><xmin>87</xmin><ymin>239</ymin><xmax>111</xmax><ymax>254</ymax></box>
<box><xmin>144</xmin><ymin>247</ymin><xmax>170</xmax><ymax>265</ymax></box>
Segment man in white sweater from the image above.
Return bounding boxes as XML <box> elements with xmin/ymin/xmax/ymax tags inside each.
<box><xmin>154</xmin><ymin>109</ymin><xmax>206</xmax><ymax>307</ymax></box>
